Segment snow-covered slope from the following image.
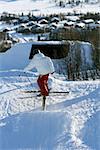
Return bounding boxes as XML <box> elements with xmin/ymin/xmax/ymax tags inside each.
<box><xmin>0</xmin><ymin>70</ymin><xmax>100</xmax><ymax>149</ymax></box>
<box><xmin>0</xmin><ymin>0</ymin><xmax>99</xmax><ymax>14</ymax></box>
<box><xmin>0</xmin><ymin>43</ymin><xmax>32</xmax><ymax>70</ymax></box>
<box><xmin>0</xmin><ymin>21</ymin><xmax>100</xmax><ymax>149</ymax></box>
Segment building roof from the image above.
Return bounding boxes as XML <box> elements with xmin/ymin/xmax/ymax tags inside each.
<box><xmin>76</xmin><ymin>22</ymin><xmax>85</xmax><ymax>28</ymax></box>
<box><xmin>65</xmin><ymin>16</ymin><xmax>80</xmax><ymax>22</ymax></box>
<box><xmin>83</xmin><ymin>19</ymin><xmax>94</xmax><ymax>24</ymax></box>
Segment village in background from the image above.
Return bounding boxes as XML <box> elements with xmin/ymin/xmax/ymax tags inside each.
<box><xmin>0</xmin><ymin>0</ymin><xmax>100</xmax><ymax>80</ymax></box>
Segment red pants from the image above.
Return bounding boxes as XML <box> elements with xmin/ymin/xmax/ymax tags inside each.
<box><xmin>37</xmin><ymin>74</ymin><xmax>49</xmax><ymax>96</ymax></box>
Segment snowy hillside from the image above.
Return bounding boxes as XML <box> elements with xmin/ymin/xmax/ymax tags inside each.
<box><xmin>0</xmin><ymin>0</ymin><xmax>99</xmax><ymax>14</ymax></box>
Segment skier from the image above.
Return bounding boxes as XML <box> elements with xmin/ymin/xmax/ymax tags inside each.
<box><xmin>24</xmin><ymin>49</ymin><xmax>55</xmax><ymax>109</ymax></box>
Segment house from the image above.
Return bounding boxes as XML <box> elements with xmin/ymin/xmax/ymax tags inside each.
<box><xmin>0</xmin><ymin>39</ymin><xmax>12</xmax><ymax>52</ymax></box>
<box><xmin>30</xmin><ymin>23</ymin><xmax>43</xmax><ymax>33</ymax></box>
<box><xmin>2</xmin><ymin>27</ymin><xmax>11</xmax><ymax>33</ymax></box>
<box><xmin>64</xmin><ymin>21</ymin><xmax>75</xmax><ymax>27</ymax></box>
<box><xmin>58</xmin><ymin>20</ymin><xmax>67</xmax><ymax>28</ymax></box>
<box><xmin>83</xmin><ymin>19</ymin><xmax>95</xmax><ymax>29</ymax></box>
<box><xmin>50</xmin><ymin>17</ymin><xmax>60</xmax><ymax>23</ymax></box>
<box><xmin>17</xmin><ymin>24</ymin><xmax>26</xmax><ymax>30</ymax></box>
<box><xmin>1</xmin><ymin>27</ymin><xmax>11</xmax><ymax>40</ymax></box>
<box><xmin>38</xmin><ymin>19</ymin><xmax>48</xmax><ymax>25</ymax></box>
<box><xmin>75</xmin><ymin>22</ymin><xmax>85</xmax><ymax>29</ymax></box>
<box><xmin>16</xmin><ymin>24</ymin><xmax>30</xmax><ymax>33</ymax></box>
<box><xmin>95</xmin><ymin>20</ymin><xmax>100</xmax><ymax>28</ymax></box>
<box><xmin>83</xmin><ymin>19</ymin><xmax>94</xmax><ymax>24</ymax></box>
<box><xmin>26</xmin><ymin>21</ymin><xmax>36</xmax><ymax>27</ymax></box>
<box><xmin>49</xmin><ymin>23</ymin><xmax>58</xmax><ymax>29</ymax></box>
<box><xmin>65</xmin><ymin>16</ymin><xmax>80</xmax><ymax>22</ymax></box>
<box><xmin>19</xmin><ymin>16</ymin><xmax>29</xmax><ymax>23</ymax></box>
<box><xmin>37</xmin><ymin>16</ymin><xmax>48</xmax><ymax>22</ymax></box>
<box><xmin>11</xmin><ymin>19</ymin><xmax>19</xmax><ymax>25</ymax></box>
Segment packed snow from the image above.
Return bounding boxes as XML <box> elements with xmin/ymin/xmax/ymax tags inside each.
<box><xmin>0</xmin><ymin>70</ymin><xmax>100</xmax><ymax>149</ymax></box>
<box><xmin>0</xmin><ymin>42</ymin><xmax>100</xmax><ymax>149</ymax></box>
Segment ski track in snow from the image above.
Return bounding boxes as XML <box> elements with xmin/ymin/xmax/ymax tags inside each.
<box><xmin>0</xmin><ymin>70</ymin><xmax>100</xmax><ymax>149</ymax></box>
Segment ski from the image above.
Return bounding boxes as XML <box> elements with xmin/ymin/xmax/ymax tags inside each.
<box><xmin>19</xmin><ymin>91</ymin><xmax>70</xmax><ymax>111</ymax></box>
<box><xmin>22</xmin><ymin>90</ymin><xmax>40</xmax><ymax>93</ymax></box>
<box><xmin>21</xmin><ymin>90</ymin><xmax>69</xmax><ymax>94</ymax></box>
<box><xmin>18</xmin><ymin>91</ymin><xmax>69</xmax><ymax>100</ymax></box>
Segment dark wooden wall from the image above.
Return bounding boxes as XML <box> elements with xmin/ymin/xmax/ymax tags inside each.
<box><xmin>29</xmin><ymin>41</ymin><xmax>70</xmax><ymax>59</ymax></box>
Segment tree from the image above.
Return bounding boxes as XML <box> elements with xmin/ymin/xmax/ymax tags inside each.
<box><xmin>76</xmin><ymin>0</ymin><xmax>80</xmax><ymax>6</ymax></box>
<box><xmin>59</xmin><ymin>1</ymin><xmax>63</xmax><ymax>7</ymax></box>
<box><xmin>85</xmin><ymin>0</ymin><xmax>89</xmax><ymax>3</ymax></box>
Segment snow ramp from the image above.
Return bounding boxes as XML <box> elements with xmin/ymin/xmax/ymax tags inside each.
<box><xmin>0</xmin><ymin>112</ymin><xmax>71</xmax><ymax>150</ymax></box>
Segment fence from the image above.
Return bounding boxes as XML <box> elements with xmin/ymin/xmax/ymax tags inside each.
<box><xmin>67</xmin><ymin>69</ymin><xmax>100</xmax><ymax>81</ymax></box>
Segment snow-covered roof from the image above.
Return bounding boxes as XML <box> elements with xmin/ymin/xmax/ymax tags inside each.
<box><xmin>65</xmin><ymin>16</ymin><xmax>80</xmax><ymax>22</ymax></box>
<box><xmin>19</xmin><ymin>24</ymin><xmax>27</xmax><ymax>28</ymax></box>
<box><xmin>50</xmin><ymin>22</ymin><xmax>58</xmax><ymax>28</ymax></box>
<box><xmin>83</xmin><ymin>19</ymin><xmax>94</xmax><ymax>24</ymax></box>
<box><xmin>59</xmin><ymin>20</ymin><xmax>68</xmax><ymax>25</ymax></box>
<box><xmin>51</xmin><ymin>17</ymin><xmax>60</xmax><ymax>22</ymax></box>
<box><xmin>0</xmin><ymin>27</ymin><xmax>11</xmax><ymax>32</ymax></box>
<box><xmin>66</xmin><ymin>21</ymin><xmax>75</xmax><ymax>26</ymax></box>
<box><xmin>26</xmin><ymin>21</ymin><xmax>36</xmax><ymax>26</ymax></box>
<box><xmin>75</xmin><ymin>22</ymin><xmax>85</xmax><ymax>28</ymax></box>
<box><xmin>96</xmin><ymin>20</ymin><xmax>100</xmax><ymax>24</ymax></box>
<box><xmin>39</xmin><ymin>19</ymin><xmax>48</xmax><ymax>24</ymax></box>
<box><xmin>31</xmin><ymin>40</ymin><xmax>66</xmax><ymax>45</ymax></box>
<box><xmin>11</xmin><ymin>19</ymin><xmax>19</xmax><ymax>23</ymax></box>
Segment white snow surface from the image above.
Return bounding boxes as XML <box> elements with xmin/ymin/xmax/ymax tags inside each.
<box><xmin>0</xmin><ymin>0</ymin><xmax>99</xmax><ymax>15</ymax></box>
<box><xmin>0</xmin><ymin>0</ymin><xmax>100</xmax><ymax>149</ymax></box>
<box><xmin>0</xmin><ymin>42</ymin><xmax>100</xmax><ymax>149</ymax></box>
<box><xmin>0</xmin><ymin>70</ymin><xmax>100</xmax><ymax>149</ymax></box>
<box><xmin>0</xmin><ymin>43</ymin><xmax>32</xmax><ymax>70</ymax></box>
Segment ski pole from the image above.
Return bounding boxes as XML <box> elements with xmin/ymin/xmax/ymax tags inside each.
<box><xmin>24</xmin><ymin>72</ymin><xmax>33</xmax><ymax>87</ymax></box>
<box><xmin>24</xmin><ymin>72</ymin><xmax>36</xmax><ymax>108</ymax></box>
